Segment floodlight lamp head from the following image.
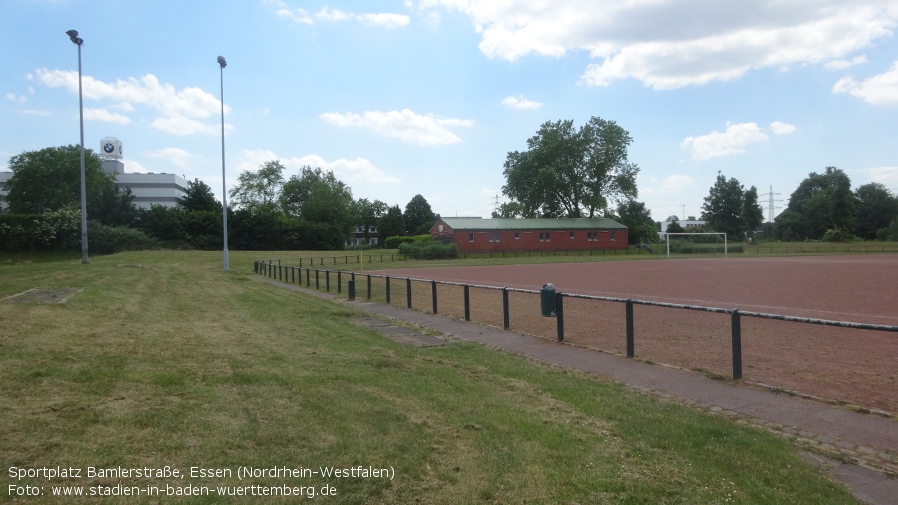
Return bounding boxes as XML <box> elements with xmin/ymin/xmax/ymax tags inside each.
<box><xmin>66</xmin><ymin>30</ymin><xmax>83</xmax><ymax>45</ymax></box>
<box><xmin>217</xmin><ymin>56</ymin><xmax>227</xmax><ymax>68</ymax></box>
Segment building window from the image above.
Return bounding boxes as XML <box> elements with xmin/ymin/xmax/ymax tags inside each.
<box><xmin>611</xmin><ymin>232</ymin><xmax>616</xmax><ymax>241</ymax></box>
<box><xmin>469</xmin><ymin>233</ymin><xmax>475</xmax><ymax>242</ymax></box>
<box><xmin>514</xmin><ymin>232</ymin><xmax>520</xmax><ymax>240</ymax></box>
<box><xmin>488</xmin><ymin>233</ymin><xmax>501</xmax><ymax>243</ymax></box>
<box><xmin>587</xmin><ymin>232</ymin><xmax>596</xmax><ymax>241</ymax></box>
<box><xmin>569</xmin><ymin>232</ymin><xmax>575</xmax><ymax>240</ymax></box>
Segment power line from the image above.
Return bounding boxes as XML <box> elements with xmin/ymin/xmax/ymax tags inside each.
<box><xmin>760</xmin><ymin>185</ymin><xmax>784</xmax><ymax>223</ymax></box>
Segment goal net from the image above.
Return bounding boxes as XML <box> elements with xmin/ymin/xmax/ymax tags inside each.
<box><xmin>664</xmin><ymin>233</ymin><xmax>728</xmax><ymax>258</ymax></box>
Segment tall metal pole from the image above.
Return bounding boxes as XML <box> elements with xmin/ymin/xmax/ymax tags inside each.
<box><xmin>218</xmin><ymin>56</ymin><xmax>228</xmax><ymax>272</ymax></box>
<box><xmin>68</xmin><ymin>30</ymin><xmax>88</xmax><ymax>264</ymax></box>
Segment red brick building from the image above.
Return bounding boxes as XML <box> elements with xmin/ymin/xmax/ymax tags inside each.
<box><xmin>429</xmin><ymin>216</ymin><xmax>628</xmax><ymax>253</ymax></box>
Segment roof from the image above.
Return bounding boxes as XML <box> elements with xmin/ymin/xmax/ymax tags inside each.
<box><xmin>435</xmin><ymin>217</ymin><xmax>627</xmax><ymax>231</ymax></box>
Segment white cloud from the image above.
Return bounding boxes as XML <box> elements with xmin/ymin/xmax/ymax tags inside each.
<box><xmin>235</xmin><ymin>149</ymin><xmax>399</xmax><ymax>185</ymax></box>
<box><xmin>22</xmin><ymin>109</ymin><xmax>50</xmax><ymax>116</ymax></box>
<box><xmin>317</xmin><ymin>7</ymin><xmax>410</xmax><ymax>28</ymax></box>
<box><xmin>320</xmin><ymin>109</ymin><xmax>473</xmax><ymax>145</ymax></box>
<box><xmin>290</xmin><ymin>154</ymin><xmax>400</xmax><ymax>184</ymax></box>
<box><xmin>770</xmin><ymin>121</ymin><xmax>797</xmax><ymax>135</ymax></box>
<box><xmin>681</xmin><ymin>122</ymin><xmax>769</xmax><ymax>160</ymax></box>
<box><xmin>501</xmin><ymin>95</ymin><xmax>543</xmax><ymax>109</ymax></box>
<box><xmin>143</xmin><ymin>147</ymin><xmax>197</xmax><ymax>170</ymax></box>
<box><xmin>150</xmin><ymin>117</ymin><xmax>229</xmax><ymax>136</ymax></box>
<box><xmin>5</xmin><ymin>92</ymin><xmax>26</xmax><ymax>104</ymax></box>
<box><xmin>84</xmin><ymin>108</ymin><xmax>131</xmax><ymax>124</ymax></box>
<box><xmin>422</xmin><ymin>0</ymin><xmax>898</xmax><ymax>90</ymax></box>
<box><xmin>277</xmin><ymin>7</ymin><xmax>314</xmax><ymax>24</ymax></box>
<box><xmin>641</xmin><ymin>174</ymin><xmax>696</xmax><ymax>194</ymax></box>
<box><xmin>832</xmin><ymin>61</ymin><xmax>898</xmax><ymax>107</ymax></box>
<box><xmin>34</xmin><ymin>69</ymin><xmax>228</xmax><ymax>136</ymax></box>
<box><xmin>824</xmin><ymin>55</ymin><xmax>868</xmax><ymax>70</ymax></box>
<box><xmin>35</xmin><ymin>69</ymin><xmax>225</xmax><ymax>119</ymax></box>
<box><xmin>849</xmin><ymin>166</ymin><xmax>898</xmax><ymax>188</ymax></box>
<box><xmin>123</xmin><ymin>160</ymin><xmax>149</xmax><ymax>174</ymax></box>
<box><xmin>274</xmin><ymin>3</ymin><xmax>408</xmax><ymax>28</ymax></box>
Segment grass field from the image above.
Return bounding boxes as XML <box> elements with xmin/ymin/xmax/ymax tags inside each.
<box><xmin>0</xmin><ymin>250</ymin><xmax>864</xmax><ymax>504</ymax></box>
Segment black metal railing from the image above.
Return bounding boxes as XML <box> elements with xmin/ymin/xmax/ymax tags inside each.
<box><xmin>254</xmin><ymin>260</ymin><xmax>898</xmax><ymax>381</ymax></box>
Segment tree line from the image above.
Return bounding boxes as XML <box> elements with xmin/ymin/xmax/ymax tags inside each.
<box><xmin>499</xmin><ymin>117</ymin><xmax>898</xmax><ymax>243</ymax></box>
<box><xmin>0</xmin><ymin>146</ymin><xmax>436</xmax><ymax>253</ymax></box>
<box><xmin>665</xmin><ymin>167</ymin><xmax>898</xmax><ymax>242</ymax></box>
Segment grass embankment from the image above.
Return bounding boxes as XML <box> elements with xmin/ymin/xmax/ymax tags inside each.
<box><xmin>0</xmin><ymin>250</ymin><xmax>861</xmax><ymax>504</ymax></box>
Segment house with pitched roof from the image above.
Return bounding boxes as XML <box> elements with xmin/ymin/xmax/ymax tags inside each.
<box><xmin>429</xmin><ymin>216</ymin><xmax>628</xmax><ymax>253</ymax></box>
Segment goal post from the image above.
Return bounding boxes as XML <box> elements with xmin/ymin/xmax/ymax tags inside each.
<box><xmin>665</xmin><ymin>232</ymin><xmax>728</xmax><ymax>258</ymax></box>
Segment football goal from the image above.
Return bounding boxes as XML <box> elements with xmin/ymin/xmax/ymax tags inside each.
<box><xmin>664</xmin><ymin>232</ymin><xmax>728</xmax><ymax>258</ymax></box>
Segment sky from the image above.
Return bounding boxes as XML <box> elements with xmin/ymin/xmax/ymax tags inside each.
<box><xmin>2</xmin><ymin>0</ymin><xmax>898</xmax><ymax>223</ymax></box>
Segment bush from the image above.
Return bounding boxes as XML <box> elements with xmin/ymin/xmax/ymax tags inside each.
<box><xmin>398</xmin><ymin>241</ymin><xmax>458</xmax><ymax>259</ymax></box>
<box><xmin>0</xmin><ymin>207</ymin><xmax>81</xmax><ymax>252</ymax></box>
<box><xmin>86</xmin><ymin>221</ymin><xmax>160</xmax><ymax>254</ymax></box>
<box><xmin>667</xmin><ymin>239</ymin><xmax>736</xmax><ymax>254</ymax></box>
<box><xmin>821</xmin><ymin>229</ymin><xmax>861</xmax><ymax>242</ymax></box>
<box><xmin>385</xmin><ymin>235</ymin><xmax>414</xmax><ymax>249</ymax></box>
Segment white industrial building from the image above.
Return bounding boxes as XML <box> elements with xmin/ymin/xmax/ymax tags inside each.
<box><xmin>659</xmin><ymin>218</ymin><xmax>707</xmax><ymax>238</ymax></box>
<box><xmin>0</xmin><ymin>138</ymin><xmax>187</xmax><ymax>211</ymax></box>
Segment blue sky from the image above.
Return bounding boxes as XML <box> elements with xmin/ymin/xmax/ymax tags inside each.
<box><xmin>3</xmin><ymin>0</ymin><xmax>898</xmax><ymax>223</ymax></box>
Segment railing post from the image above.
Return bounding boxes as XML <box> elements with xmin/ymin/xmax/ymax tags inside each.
<box><xmin>556</xmin><ymin>292</ymin><xmax>564</xmax><ymax>342</ymax></box>
<box><xmin>386</xmin><ymin>276</ymin><xmax>391</xmax><ymax>304</ymax></box>
<box><xmin>326</xmin><ymin>270</ymin><xmax>330</xmax><ymax>291</ymax></box>
<box><xmin>626</xmin><ymin>299</ymin><xmax>635</xmax><ymax>358</ymax></box>
<box><xmin>502</xmin><ymin>287</ymin><xmax>510</xmax><ymax>330</ymax></box>
<box><xmin>367</xmin><ymin>274</ymin><xmax>372</xmax><ymax>300</ymax></box>
<box><xmin>315</xmin><ymin>270</ymin><xmax>320</xmax><ymax>289</ymax></box>
<box><xmin>432</xmin><ymin>280</ymin><xmax>438</xmax><ymax>314</ymax></box>
<box><xmin>731</xmin><ymin>309</ymin><xmax>743</xmax><ymax>380</ymax></box>
<box><xmin>306</xmin><ymin>268</ymin><xmax>310</xmax><ymax>287</ymax></box>
<box><xmin>348</xmin><ymin>280</ymin><xmax>355</xmax><ymax>301</ymax></box>
<box><xmin>463</xmin><ymin>284</ymin><xmax>471</xmax><ymax>321</ymax></box>
<box><xmin>406</xmin><ymin>278</ymin><xmax>412</xmax><ymax>309</ymax></box>
<box><xmin>337</xmin><ymin>271</ymin><xmax>342</xmax><ymax>294</ymax></box>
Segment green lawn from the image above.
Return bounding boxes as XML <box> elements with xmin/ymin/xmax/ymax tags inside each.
<box><xmin>0</xmin><ymin>250</ymin><xmax>861</xmax><ymax>504</ymax></box>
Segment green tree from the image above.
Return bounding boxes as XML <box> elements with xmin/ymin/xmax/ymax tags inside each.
<box><xmin>742</xmin><ymin>185</ymin><xmax>764</xmax><ymax>239</ymax></box>
<box><xmin>403</xmin><ymin>194</ymin><xmax>436</xmax><ymax>235</ymax></box>
<box><xmin>179</xmin><ymin>179</ymin><xmax>221</xmax><ymax>213</ymax></box>
<box><xmin>502</xmin><ymin>116</ymin><xmax>639</xmax><ymax>218</ymax></box>
<box><xmin>5</xmin><ymin>145</ymin><xmax>135</xmax><ymax>225</ymax></box>
<box><xmin>775</xmin><ymin>167</ymin><xmax>855</xmax><ymax>240</ymax></box>
<box><xmin>354</xmin><ymin>198</ymin><xmax>388</xmax><ymax>243</ymax></box>
<box><xmin>616</xmin><ymin>199</ymin><xmax>656</xmax><ymax>244</ymax></box>
<box><xmin>229</xmin><ymin>160</ymin><xmax>285</xmax><ymax>212</ymax></box>
<box><xmin>665</xmin><ymin>219</ymin><xmax>686</xmax><ymax>234</ymax></box>
<box><xmin>377</xmin><ymin>205</ymin><xmax>405</xmax><ymax>247</ymax></box>
<box><xmin>853</xmin><ymin>183</ymin><xmax>898</xmax><ymax>240</ymax></box>
<box><xmin>492</xmin><ymin>201</ymin><xmax>534</xmax><ymax>218</ymax></box>
<box><xmin>280</xmin><ymin>166</ymin><xmax>354</xmax><ymax>236</ymax></box>
<box><xmin>701</xmin><ymin>172</ymin><xmax>757</xmax><ymax>240</ymax></box>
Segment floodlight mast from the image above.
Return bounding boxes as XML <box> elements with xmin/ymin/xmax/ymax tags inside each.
<box><xmin>218</xmin><ymin>56</ymin><xmax>229</xmax><ymax>272</ymax></box>
<box><xmin>67</xmin><ymin>30</ymin><xmax>88</xmax><ymax>264</ymax></box>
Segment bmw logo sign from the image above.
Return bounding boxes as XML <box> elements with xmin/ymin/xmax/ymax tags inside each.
<box><xmin>104</xmin><ymin>143</ymin><xmax>115</xmax><ymax>153</ymax></box>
